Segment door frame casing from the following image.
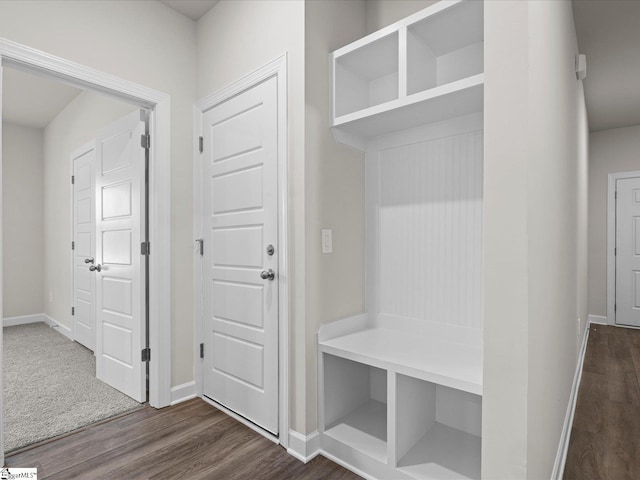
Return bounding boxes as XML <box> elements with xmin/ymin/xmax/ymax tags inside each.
<box><xmin>607</xmin><ymin>170</ymin><xmax>640</xmax><ymax>326</ymax></box>
<box><xmin>193</xmin><ymin>53</ymin><xmax>289</xmax><ymax>448</ymax></box>
<box><xmin>0</xmin><ymin>38</ymin><xmax>172</xmax><ymax>447</ymax></box>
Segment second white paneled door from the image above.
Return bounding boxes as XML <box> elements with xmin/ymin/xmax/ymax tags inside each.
<box><xmin>72</xmin><ymin>144</ymin><xmax>96</xmax><ymax>351</ymax></box>
<box><xmin>616</xmin><ymin>177</ymin><xmax>640</xmax><ymax>327</ymax></box>
<box><xmin>201</xmin><ymin>76</ymin><xmax>279</xmax><ymax>435</ymax></box>
<box><xmin>94</xmin><ymin>109</ymin><xmax>147</xmax><ymax>402</ymax></box>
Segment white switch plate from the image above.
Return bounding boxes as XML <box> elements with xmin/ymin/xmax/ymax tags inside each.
<box><xmin>321</xmin><ymin>229</ymin><xmax>333</xmax><ymax>254</ymax></box>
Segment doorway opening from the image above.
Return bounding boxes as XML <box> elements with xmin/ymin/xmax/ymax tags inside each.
<box><xmin>2</xmin><ymin>66</ymin><xmax>149</xmax><ymax>453</ymax></box>
<box><xmin>607</xmin><ymin>170</ymin><xmax>640</xmax><ymax>328</ymax></box>
<box><xmin>0</xmin><ymin>39</ymin><xmax>172</xmax><ymax>461</ymax></box>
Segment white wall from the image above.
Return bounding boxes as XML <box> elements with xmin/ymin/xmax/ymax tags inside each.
<box><xmin>483</xmin><ymin>1</ymin><xmax>589</xmax><ymax>478</ymax></box>
<box><xmin>42</xmin><ymin>91</ymin><xmax>136</xmax><ymax>328</ymax></box>
<box><xmin>588</xmin><ymin>124</ymin><xmax>640</xmax><ymax>318</ymax></box>
<box><xmin>365</xmin><ymin>0</ymin><xmax>436</xmax><ymax>33</ymax></box>
<box><xmin>0</xmin><ymin>0</ymin><xmax>197</xmax><ymax>387</ymax></box>
<box><xmin>305</xmin><ymin>0</ymin><xmax>367</xmax><ymax>433</ymax></box>
<box><xmin>526</xmin><ymin>1</ymin><xmax>589</xmax><ymax>477</ymax></box>
<box><xmin>483</xmin><ymin>2</ymin><xmax>530</xmax><ymax>475</ymax></box>
<box><xmin>2</xmin><ymin>123</ymin><xmax>44</xmax><ymax>318</ymax></box>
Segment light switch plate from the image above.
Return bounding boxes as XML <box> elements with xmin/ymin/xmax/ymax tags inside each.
<box><xmin>322</xmin><ymin>229</ymin><xmax>333</xmax><ymax>254</ymax></box>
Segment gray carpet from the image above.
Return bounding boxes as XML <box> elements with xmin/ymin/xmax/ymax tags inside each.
<box><xmin>3</xmin><ymin>322</ymin><xmax>141</xmax><ymax>452</ymax></box>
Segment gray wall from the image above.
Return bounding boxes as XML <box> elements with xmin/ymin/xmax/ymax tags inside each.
<box><xmin>2</xmin><ymin>123</ymin><xmax>44</xmax><ymax>318</ymax></box>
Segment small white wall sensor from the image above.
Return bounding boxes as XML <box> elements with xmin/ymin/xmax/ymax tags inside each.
<box><xmin>576</xmin><ymin>54</ymin><xmax>587</xmax><ymax>80</ymax></box>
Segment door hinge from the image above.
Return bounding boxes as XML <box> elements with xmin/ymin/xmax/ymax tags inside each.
<box><xmin>141</xmin><ymin>241</ymin><xmax>151</xmax><ymax>255</ymax></box>
<box><xmin>196</xmin><ymin>238</ymin><xmax>204</xmax><ymax>256</ymax></box>
<box><xmin>199</xmin><ymin>136</ymin><xmax>203</xmax><ymax>153</ymax></box>
<box><xmin>141</xmin><ymin>134</ymin><xmax>150</xmax><ymax>149</ymax></box>
<box><xmin>141</xmin><ymin>348</ymin><xmax>151</xmax><ymax>362</ymax></box>
<box><xmin>71</xmin><ymin>307</ymin><xmax>75</xmax><ymax>316</ymax></box>
<box><xmin>71</xmin><ymin>175</ymin><xmax>75</xmax><ymax>184</ymax></box>
<box><xmin>615</xmin><ymin>247</ymin><xmax>617</xmax><ymax>256</ymax></box>
<box><xmin>615</xmin><ymin>191</ymin><xmax>618</xmax><ymax>200</ymax></box>
<box><xmin>71</xmin><ymin>241</ymin><xmax>75</xmax><ymax>250</ymax></box>
<box><xmin>200</xmin><ymin>343</ymin><xmax>204</xmax><ymax>359</ymax></box>
<box><xmin>615</xmin><ymin>304</ymin><xmax>617</xmax><ymax>312</ymax></box>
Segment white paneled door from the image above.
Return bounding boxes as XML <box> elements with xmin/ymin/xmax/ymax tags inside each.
<box><xmin>202</xmin><ymin>76</ymin><xmax>279</xmax><ymax>435</ymax></box>
<box><xmin>95</xmin><ymin>109</ymin><xmax>147</xmax><ymax>402</ymax></box>
<box><xmin>616</xmin><ymin>177</ymin><xmax>640</xmax><ymax>327</ymax></box>
<box><xmin>73</xmin><ymin>144</ymin><xmax>96</xmax><ymax>351</ymax></box>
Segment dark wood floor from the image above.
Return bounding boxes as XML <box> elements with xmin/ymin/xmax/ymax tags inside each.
<box><xmin>564</xmin><ymin>324</ymin><xmax>640</xmax><ymax>479</ymax></box>
<box><xmin>6</xmin><ymin>398</ymin><xmax>361</xmax><ymax>479</ymax></box>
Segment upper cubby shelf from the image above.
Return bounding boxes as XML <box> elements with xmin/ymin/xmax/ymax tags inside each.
<box><xmin>331</xmin><ymin>0</ymin><xmax>484</xmax><ymax>151</ymax></box>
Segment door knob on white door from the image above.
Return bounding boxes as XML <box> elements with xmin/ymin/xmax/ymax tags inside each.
<box><xmin>260</xmin><ymin>269</ymin><xmax>275</xmax><ymax>281</ymax></box>
<box><xmin>89</xmin><ymin>264</ymin><xmax>102</xmax><ymax>272</ymax></box>
<box><xmin>84</xmin><ymin>257</ymin><xmax>94</xmax><ymax>264</ymax></box>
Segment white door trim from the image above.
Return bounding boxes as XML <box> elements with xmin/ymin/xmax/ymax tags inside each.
<box><xmin>0</xmin><ymin>38</ymin><xmax>172</xmax><ymax>429</ymax></box>
<box><xmin>194</xmin><ymin>53</ymin><xmax>289</xmax><ymax>447</ymax></box>
<box><xmin>607</xmin><ymin>170</ymin><xmax>640</xmax><ymax>326</ymax></box>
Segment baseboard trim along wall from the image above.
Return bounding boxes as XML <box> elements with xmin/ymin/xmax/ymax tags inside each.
<box><xmin>287</xmin><ymin>430</ymin><xmax>320</xmax><ymax>463</ymax></box>
<box><xmin>588</xmin><ymin>314</ymin><xmax>608</xmax><ymax>325</ymax></box>
<box><xmin>170</xmin><ymin>381</ymin><xmax>197</xmax><ymax>405</ymax></box>
<box><xmin>3</xmin><ymin>313</ymin><xmax>74</xmax><ymax>340</ymax></box>
<box><xmin>551</xmin><ymin>322</ymin><xmax>590</xmax><ymax>479</ymax></box>
<box><xmin>3</xmin><ymin>313</ymin><xmax>46</xmax><ymax>327</ymax></box>
<box><xmin>44</xmin><ymin>314</ymin><xmax>73</xmax><ymax>340</ymax></box>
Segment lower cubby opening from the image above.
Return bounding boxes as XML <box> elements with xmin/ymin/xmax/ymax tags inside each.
<box><xmin>323</xmin><ymin>353</ymin><xmax>388</xmax><ymax>462</ymax></box>
<box><xmin>395</xmin><ymin>374</ymin><xmax>481</xmax><ymax>480</ymax></box>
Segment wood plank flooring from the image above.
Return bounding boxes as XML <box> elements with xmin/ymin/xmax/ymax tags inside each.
<box><xmin>6</xmin><ymin>398</ymin><xmax>361</xmax><ymax>480</ymax></box>
<box><xmin>564</xmin><ymin>324</ymin><xmax>640</xmax><ymax>480</ymax></box>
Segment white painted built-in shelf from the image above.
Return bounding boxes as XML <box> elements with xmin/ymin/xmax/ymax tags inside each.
<box><xmin>331</xmin><ymin>0</ymin><xmax>484</xmax><ymax>151</ymax></box>
<box><xmin>320</xmin><ymin>326</ymin><xmax>482</xmax><ymax>395</ymax></box>
<box><xmin>322</xmin><ymin>1</ymin><xmax>484</xmax><ymax>478</ymax></box>
<box><xmin>318</xmin><ymin>315</ymin><xmax>482</xmax><ymax>480</ymax></box>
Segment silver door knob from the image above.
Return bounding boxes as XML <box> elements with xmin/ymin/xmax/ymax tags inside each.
<box><xmin>260</xmin><ymin>269</ymin><xmax>275</xmax><ymax>281</ymax></box>
<box><xmin>89</xmin><ymin>264</ymin><xmax>102</xmax><ymax>272</ymax></box>
<box><xmin>84</xmin><ymin>257</ymin><xmax>94</xmax><ymax>264</ymax></box>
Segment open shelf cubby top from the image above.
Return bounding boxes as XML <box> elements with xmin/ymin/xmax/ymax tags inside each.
<box><xmin>331</xmin><ymin>0</ymin><xmax>484</xmax><ymax>151</ymax></box>
<box><xmin>320</xmin><ymin>326</ymin><xmax>482</xmax><ymax>396</ymax></box>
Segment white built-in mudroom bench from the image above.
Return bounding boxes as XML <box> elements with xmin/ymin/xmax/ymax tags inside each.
<box><xmin>317</xmin><ymin>1</ymin><xmax>484</xmax><ymax>479</ymax></box>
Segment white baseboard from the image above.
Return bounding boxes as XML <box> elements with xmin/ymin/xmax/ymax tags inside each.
<box><xmin>551</xmin><ymin>322</ymin><xmax>590</xmax><ymax>479</ymax></box>
<box><xmin>3</xmin><ymin>313</ymin><xmax>74</xmax><ymax>341</ymax></box>
<box><xmin>588</xmin><ymin>314</ymin><xmax>608</xmax><ymax>325</ymax></box>
<box><xmin>287</xmin><ymin>430</ymin><xmax>320</xmax><ymax>463</ymax></box>
<box><xmin>170</xmin><ymin>381</ymin><xmax>197</xmax><ymax>405</ymax></box>
<box><xmin>3</xmin><ymin>313</ymin><xmax>46</xmax><ymax>327</ymax></box>
<box><xmin>43</xmin><ymin>314</ymin><xmax>73</xmax><ymax>340</ymax></box>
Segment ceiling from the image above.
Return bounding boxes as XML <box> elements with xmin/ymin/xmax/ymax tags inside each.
<box><xmin>159</xmin><ymin>0</ymin><xmax>219</xmax><ymax>21</ymax></box>
<box><xmin>2</xmin><ymin>68</ymin><xmax>82</xmax><ymax>129</ymax></box>
<box><xmin>573</xmin><ymin>0</ymin><xmax>640</xmax><ymax>132</ymax></box>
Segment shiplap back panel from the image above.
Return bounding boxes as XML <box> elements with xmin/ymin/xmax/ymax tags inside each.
<box><xmin>374</xmin><ymin>130</ymin><xmax>483</xmax><ymax>329</ymax></box>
